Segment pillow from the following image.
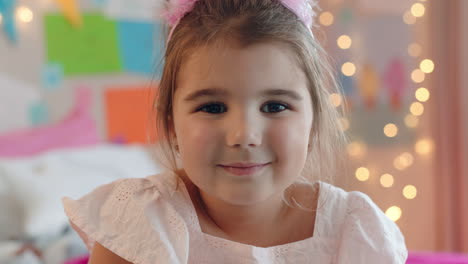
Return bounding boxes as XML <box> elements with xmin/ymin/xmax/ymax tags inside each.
<box><xmin>0</xmin><ymin>87</ymin><xmax>99</xmax><ymax>158</ymax></box>
<box><xmin>0</xmin><ymin>144</ymin><xmax>162</xmax><ymax>237</ymax></box>
<box><xmin>0</xmin><ymin>171</ymin><xmax>25</xmax><ymax>241</ymax></box>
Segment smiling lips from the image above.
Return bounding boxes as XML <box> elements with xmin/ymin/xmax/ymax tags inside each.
<box><xmin>218</xmin><ymin>162</ymin><xmax>270</xmax><ymax>176</ymax></box>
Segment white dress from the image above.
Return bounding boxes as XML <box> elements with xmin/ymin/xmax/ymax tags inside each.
<box><xmin>62</xmin><ymin>170</ymin><xmax>408</xmax><ymax>263</ymax></box>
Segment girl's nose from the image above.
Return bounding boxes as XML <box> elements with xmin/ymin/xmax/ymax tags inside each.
<box><xmin>225</xmin><ymin>112</ymin><xmax>262</xmax><ymax>148</ymax></box>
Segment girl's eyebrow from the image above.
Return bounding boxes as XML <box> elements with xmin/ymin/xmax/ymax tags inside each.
<box><xmin>183</xmin><ymin>87</ymin><xmax>303</xmax><ymax>101</ymax></box>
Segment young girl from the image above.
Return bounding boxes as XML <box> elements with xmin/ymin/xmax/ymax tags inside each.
<box><xmin>62</xmin><ymin>0</ymin><xmax>408</xmax><ymax>263</ymax></box>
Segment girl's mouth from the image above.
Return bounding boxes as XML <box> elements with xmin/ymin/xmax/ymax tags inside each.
<box><xmin>217</xmin><ymin>163</ymin><xmax>270</xmax><ymax>176</ymax></box>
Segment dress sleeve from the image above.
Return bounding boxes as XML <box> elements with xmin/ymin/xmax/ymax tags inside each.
<box><xmin>335</xmin><ymin>191</ymin><xmax>408</xmax><ymax>264</ymax></box>
<box><xmin>62</xmin><ymin>177</ymin><xmax>190</xmax><ymax>264</ymax></box>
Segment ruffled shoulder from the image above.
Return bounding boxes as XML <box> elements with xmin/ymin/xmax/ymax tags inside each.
<box><xmin>334</xmin><ymin>191</ymin><xmax>408</xmax><ymax>263</ymax></box>
<box><xmin>62</xmin><ymin>171</ymin><xmax>190</xmax><ymax>264</ymax></box>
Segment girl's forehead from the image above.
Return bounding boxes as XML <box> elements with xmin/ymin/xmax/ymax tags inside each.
<box><xmin>177</xmin><ymin>42</ymin><xmax>308</xmax><ymax>97</ymax></box>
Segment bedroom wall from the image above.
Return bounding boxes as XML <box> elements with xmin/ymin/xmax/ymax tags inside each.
<box><xmin>0</xmin><ymin>0</ymin><xmax>155</xmax><ymax>140</ymax></box>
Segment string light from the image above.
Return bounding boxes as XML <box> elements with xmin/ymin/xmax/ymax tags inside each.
<box><xmin>410</xmin><ymin>102</ymin><xmax>425</xmax><ymax>116</ymax></box>
<box><xmin>394</xmin><ymin>152</ymin><xmax>414</xmax><ymax>171</ymax></box>
<box><xmin>324</xmin><ymin>6</ymin><xmax>427</xmax><ymax>215</ymax></box>
<box><xmin>337</xmin><ymin>35</ymin><xmax>352</xmax><ymax>49</ymax></box>
<box><xmin>415</xmin><ymin>87</ymin><xmax>430</xmax><ymax>102</ymax></box>
<box><xmin>384</xmin><ymin>123</ymin><xmax>398</xmax><ymax>138</ymax></box>
<box><xmin>401</xmin><ymin>152</ymin><xmax>414</xmax><ymax>167</ymax></box>
<box><xmin>408</xmin><ymin>43</ymin><xmax>422</xmax><ymax>57</ymax></box>
<box><xmin>339</xmin><ymin>117</ymin><xmax>350</xmax><ymax>131</ymax></box>
<box><xmin>385</xmin><ymin>206</ymin><xmax>402</xmax><ymax>222</ymax></box>
<box><xmin>415</xmin><ymin>138</ymin><xmax>434</xmax><ymax>155</ymax></box>
<box><xmin>341</xmin><ymin>62</ymin><xmax>356</xmax><ymax>76</ymax></box>
<box><xmin>330</xmin><ymin>93</ymin><xmax>343</xmax><ymax>107</ymax></box>
<box><xmin>420</xmin><ymin>59</ymin><xmax>435</xmax><ymax>73</ymax></box>
<box><xmin>411</xmin><ymin>69</ymin><xmax>426</xmax><ymax>83</ymax></box>
<box><xmin>403</xmin><ymin>11</ymin><xmax>416</xmax><ymax>25</ymax></box>
<box><xmin>393</xmin><ymin>157</ymin><xmax>406</xmax><ymax>171</ymax></box>
<box><xmin>403</xmin><ymin>185</ymin><xmax>418</xmax><ymax>199</ymax></box>
<box><xmin>16</xmin><ymin>6</ymin><xmax>34</xmax><ymax>23</ymax></box>
<box><xmin>404</xmin><ymin>114</ymin><xmax>419</xmax><ymax>128</ymax></box>
<box><xmin>347</xmin><ymin>141</ymin><xmax>367</xmax><ymax>158</ymax></box>
<box><xmin>380</xmin><ymin>174</ymin><xmax>394</xmax><ymax>188</ymax></box>
<box><xmin>411</xmin><ymin>3</ymin><xmax>426</xmax><ymax>18</ymax></box>
<box><xmin>355</xmin><ymin>167</ymin><xmax>370</xmax><ymax>182</ymax></box>
<box><xmin>366</xmin><ymin>1</ymin><xmax>428</xmax><ymax>224</ymax></box>
<box><xmin>319</xmin><ymin>11</ymin><xmax>334</xmax><ymax>26</ymax></box>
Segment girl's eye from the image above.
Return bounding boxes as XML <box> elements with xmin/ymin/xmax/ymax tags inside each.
<box><xmin>196</xmin><ymin>102</ymin><xmax>289</xmax><ymax>114</ymax></box>
<box><xmin>197</xmin><ymin>103</ymin><xmax>227</xmax><ymax>114</ymax></box>
<box><xmin>261</xmin><ymin>102</ymin><xmax>290</xmax><ymax>113</ymax></box>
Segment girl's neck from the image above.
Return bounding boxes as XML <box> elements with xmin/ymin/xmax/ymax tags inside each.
<box><xmin>197</xmin><ymin>183</ymin><xmax>290</xmax><ymax>241</ymax></box>
<box><xmin>177</xmin><ymin>169</ymin><xmax>319</xmax><ymax>247</ymax></box>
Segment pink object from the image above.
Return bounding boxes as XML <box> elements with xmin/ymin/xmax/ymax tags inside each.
<box><xmin>162</xmin><ymin>0</ymin><xmax>199</xmax><ymax>26</ymax></box>
<box><xmin>162</xmin><ymin>0</ymin><xmax>318</xmax><ymax>41</ymax></box>
<box><xmin>407</xmin><ymin>252</ymin><xmax>468</xmax><ymax>264</ymax></box>
<box><xmin>280</xmin><ymin>0</ymin><xmax>317</xmax><ymax>28</ymax></box>
<box><xmin>383</xmin><ymin>58</ymin><xmax>406</xmax><ymax>111</ymax></box>
<box><xmin>163</xmin><ymin>0</ymin><xmax>316</xmax><ymax>27</ymax></box>
<box><xmin>0</xmin><ymin>87</ymin><xmax>100</xmax><ymax>158</ymax></box>
<box><xmin>64</xmin><ymin>255</ymin><xmax>89</xmax><ymax>264</ymax></box>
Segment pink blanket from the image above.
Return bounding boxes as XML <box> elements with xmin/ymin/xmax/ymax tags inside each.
<box><xmin>407</xmin><ymin>252</ymin><xmax>468</xmax><ymax>264</ymax></box>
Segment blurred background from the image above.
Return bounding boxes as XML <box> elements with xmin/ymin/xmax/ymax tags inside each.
<box><xmin>0</xmin><ymin>0</ymin><xmax>466</xmax><ymax>263</ymax></box>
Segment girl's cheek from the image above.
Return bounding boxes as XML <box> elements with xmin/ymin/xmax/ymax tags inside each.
<box><xmin>268</xmin><ymin>116</ymin><xmax>310</xmax><ymax>146</ymax></box>
<box><xmin>180</xmin><ymin>118</ymin><xmax>219</xmax><ymax>151</ymax></box>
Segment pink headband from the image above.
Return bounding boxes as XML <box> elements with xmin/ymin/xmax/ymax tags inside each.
<box><xmin>161</xmin><ymin>0</ymin><xmax>317</xmax><ymax>41</ymax></box>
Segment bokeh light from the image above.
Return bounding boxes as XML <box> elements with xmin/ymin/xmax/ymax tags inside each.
<box><xmin>415</xmin><ymin>87</ymin><xmax>430</xmax><ymax>102</ymax></box>
<box><xmin>16</xmin><ymin>6</ymin><xmax>34</xmax><ymax>23</ymax></box>
<box><xmin>411</xmin><ymin>3</ymin><xmax>426</xmax><ymax>17</ymax></box>
<box><xmin>410</xmin><ymin>102</ymin><xmax>425</xmax><ymax>116</ymax></box>
<box><xmin>420</xmin><ymin>59</ymin><xmax>435</xmax><ymax>73</ymax></box>
<box><xmin>342</xmin><ymin>62</ymin><xmax>356</xmax><ymax>76</ymax></box>
<box><xmin>384</xmin><ymin>123</ymin><xmax>398</xmax><ymax>138</ymax></box>
<box><xmin>403</xmin><ymin>185</ymin><xmax>418</xmax><ymax>199</ymax></box>
<box><xmin>403</xmin><ymin>11</ymin><xmax>416</xmax><ymax>25</ymax></box>
<box><xmin>394</xmin><ymin>152</ymin><xmax>414</xmax><ymax>171</ymax></box>
<box><xmin>380</xmin><ymin>174</ymin><xmax>394</xmax><ymax>188</ymax></box>
<box><xmin>347</xmin><ymin>141</ymin><xmax>367</xmax><ymax>158</ymax></box>
<box><xmin>415</xmin><ymin>138</ymin><xmax>434</xmax><ymax>155</ymax></box>
<box><xmin>355</xmin><ymin>167</ymin><xmax>370</xmax><ymax>182</ymax></box>
<box><xmin>339</xmin><ymin>117</ymin><xmax>350</xmax><ymax>131</ymax></box>
<box><xmin>330</xmin><ymin>93</ymin><xmax>343</xmax><ymax>107</ymax></box>
<box><xmin>337</xmin><ymin>35</ymin><xmax>352</xmax><ymax>49</ymax></box>
<box><xmin>411</xmin><ymin>69</ymin><xmax>426</xmax><ymax>83</ymax></box>
<box><xmin>319</xmin><ymin>11</ymin><xmax>334</xmax><ymax>26</ymax></box>
<box><xmin>408</xmin><ymin>43</ymin><xmax>422</xmax><ymax>57</ymax></box>
<box><xmin>386</xmin><ymin>206</ymin><xmax>402</xmax><ymax>222</ymax></box>
<box><xmin>405</xmin><ymin>114</ymin><xmax>419</xmax><ymax>128</ymax></box>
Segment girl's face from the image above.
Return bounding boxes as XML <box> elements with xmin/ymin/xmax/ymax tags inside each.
<box><xmin>172</xmin><ymin>42</ymin><xmax>313</xmax><ymax>206</ymax></box>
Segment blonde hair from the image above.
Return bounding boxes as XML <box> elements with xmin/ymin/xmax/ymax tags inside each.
<box><xmin>150</xmin><ymin>0</ymin><xmax>348</xmax><ymax>196</ymax></box>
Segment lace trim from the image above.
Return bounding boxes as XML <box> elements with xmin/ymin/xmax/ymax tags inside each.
<box><xmin>110</xmin><ymin>179</ymin><xmax>142</xmax><ymax>202</ymax></box>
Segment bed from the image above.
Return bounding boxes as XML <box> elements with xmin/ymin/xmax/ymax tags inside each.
<box><xmin>0</xmin><ymin>143</ymin><xmax>162</xmax><ymax>264</ymax></box>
